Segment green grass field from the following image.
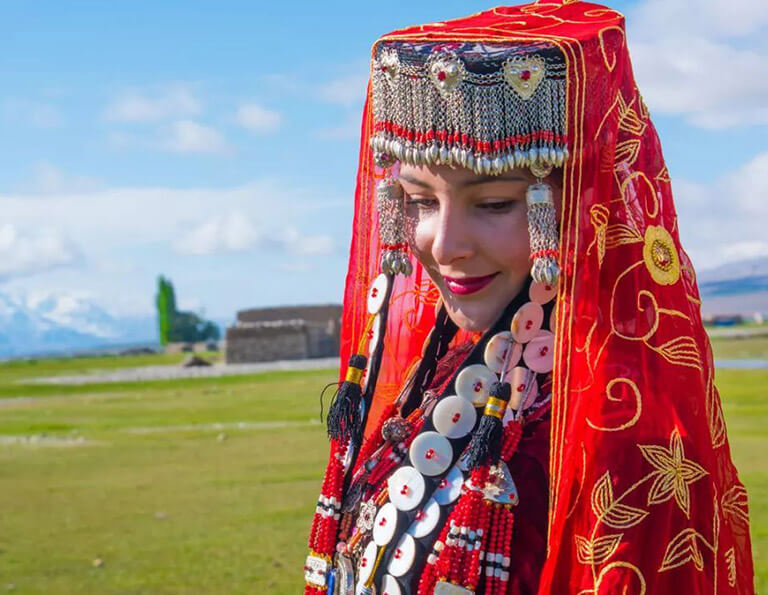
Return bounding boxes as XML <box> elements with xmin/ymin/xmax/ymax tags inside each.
<box><xmin>0</xmin><ymin>341</ymin><xmax>765</xmax><ymax>593</ymax></box>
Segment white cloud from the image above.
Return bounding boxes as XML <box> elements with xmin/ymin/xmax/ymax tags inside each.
<box><xmin>629</xmin><ymin>0</ymin><xmax>768</xmax><ymax>128</ymax></box>
<box><xmin>0</xmin><ymin>223</ymin><xmax>81</xmax><ymax>280</ymax></box>
<box><xmin>104</xmin><ymin>85</ymin><xmax>202</xmax><ymax>122</ymax></box>
<box><xmin>161</xmin><ymin>120</ymin><xmax>231</xmax><ymax>154</ymax></box>
<box><xmin>173</xmin><ymin>212</ymin><xmax>259</xmax><ymax>255</ymax></box>
<box><xmin>235</xmin><ymin>103</ymin><xmax>281</xmax><ymax>133</ymax></box>
<box><xmin>632</xmin><ymin>0</ymin><xmax>768</xmax><ymax>39</ymax></box>
<box><xmin>30</xmin><ymin>162</ymin><xmax>101</xmax><ymax>194</ymax></box>
<box><xmin>317</xmin><ymin>72</ymin><xmax>367</xmax><ymax>106</ymax></box>
<box><xmin>174</xmin><ymin>211</ymin><xmax>334</xmax><ymax>256</ymax></box>
<box><xmin>673</xmin><ymin>151</ymin><xmax>768</xmax><ymax>269</ymax></box>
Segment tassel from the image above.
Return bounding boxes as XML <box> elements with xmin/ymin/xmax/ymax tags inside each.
<box><xmin>464</xmin><ymin>381</ymin><xmax>511</xmax><ymax>470</ymax></box>
<box><xmin>326</xmin><ymin>354</ymin><xmax>367</xmax><ymax>444</ymax></box>
<box><xmin>526</xmin><ymin>178</ymin><xmax>560</xmax><ymax>285</ymax></box>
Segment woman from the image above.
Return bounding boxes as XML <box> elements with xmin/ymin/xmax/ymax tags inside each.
<box><xmin>305</xmin><ymin>2</ymin><xmax>754</xmax><ymax>593</ymax></box>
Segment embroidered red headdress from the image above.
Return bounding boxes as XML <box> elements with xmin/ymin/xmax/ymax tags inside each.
<box><xmin>306</xmin><ymin>1</ymin><xmax>754</xmax><ymax>593</ymax></box>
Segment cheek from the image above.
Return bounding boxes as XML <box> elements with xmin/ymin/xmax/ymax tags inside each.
<box><xmin>484</xmin><ymin>210</ymin><xmax>530</xmax><ymax>267</ymax></box>
<box><xmin>405</xmin><ymin>213</ymin><xmax>434</xmax><ymax>264</ymax></box>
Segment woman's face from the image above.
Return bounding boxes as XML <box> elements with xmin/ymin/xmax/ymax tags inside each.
<box><xmin>399</xmin><ymin>163</ymin><xmax>561</xmax><ymax>332</ymax></box>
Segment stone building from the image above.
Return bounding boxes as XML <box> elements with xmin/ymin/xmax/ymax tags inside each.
<box><xmin>225</xmin><ymin>304</ymin><xmax>342</xmax><ymax>363</ymax></box>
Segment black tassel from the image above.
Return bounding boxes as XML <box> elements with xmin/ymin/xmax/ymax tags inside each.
<box><xmin>464</xmin><ymin>381</ymin><xmax>511</xmax><ymax>470</ymax></box>
<box><xmin>326</xmin><ymin>354</ymin><xmax>368</xmax><ymax>444</ymax></box>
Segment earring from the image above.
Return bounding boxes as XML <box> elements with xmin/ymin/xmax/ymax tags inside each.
<box><xmin>376</xmin><ymin>174</ymin><xmax>412</xmax><ymax>276</ymax></box>
<box><xmin>526</xmin><ymin>162</ymin><xmax>560</xmax><ymax>285</ymax></box>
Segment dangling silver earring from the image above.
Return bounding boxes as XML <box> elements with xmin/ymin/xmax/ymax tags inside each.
<box><xmin>376</xmin><ymin>174</ymin><xmax>412</xmax><ymax>276</ymax></box>
<box><xmin>526</xmin><ymin>161</ymin><xmax>560</xmax><ymax>285</ymax></box>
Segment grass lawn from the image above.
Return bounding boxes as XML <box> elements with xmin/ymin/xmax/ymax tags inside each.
<box><xmin>0</xmin><ymin>351</ymin><xmax>765</xmax><ymax>593</ymax></box>
<box><xmin>710</xmin><ymin>335</ymin><xmax>768</xmax><ymax>360</ymax></box>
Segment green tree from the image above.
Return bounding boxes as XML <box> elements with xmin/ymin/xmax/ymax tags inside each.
<box><xmin>155</xmin><ymin>276</ymin><xmax>177</xmax><ymax>346</ymax></box>
<box><xmin>156</xmin><ymin>276</ymin><xmax>220</xmax><ymax>345</ymax></box>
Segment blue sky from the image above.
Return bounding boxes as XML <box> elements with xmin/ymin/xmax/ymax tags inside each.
<box><xmin>2</xmin><ymin>0</ymin><xmax>767</xmax><ymax>322</ymax></box>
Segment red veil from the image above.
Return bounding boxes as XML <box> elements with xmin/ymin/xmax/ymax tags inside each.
<box><xmin>333</xmin><ymin>1</ymin><xmax>754</xmax><ymax>592</ymax></box>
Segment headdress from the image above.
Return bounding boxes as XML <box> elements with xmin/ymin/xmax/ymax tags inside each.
<box><xmin>306</xmin><ymin>2</ymin><xmax>754</xmax><ymax>593</ymax></box>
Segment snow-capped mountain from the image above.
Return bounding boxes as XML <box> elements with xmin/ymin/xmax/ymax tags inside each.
<box><xmin>0</xmin><ymin>291</ymin><xmax>156</xmax><ymax>358</ymax></box>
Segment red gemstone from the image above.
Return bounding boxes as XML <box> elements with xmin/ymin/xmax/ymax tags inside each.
<box><xmin>371</xmin><ymin>287</ymin><xmax>378</xmax><ymax>298</ymax></box>
<box><xmin>452</xmin><ymin>413</ymin><xmax>461</xmax><ymax>423</ymax></box>
<box><xmin>521</xmin><ymin>70</ymin><xmax>531</xmax><ymax>81</ymax></box>
<box><xmin>437</xmin><ymin>70</ymin><xmax>447</xmax><ymax>81</ymax></box>
<box><xmin>473</xmin><ymin>381</ymin><xmax>482</xmax><ymax>393</ymax></box>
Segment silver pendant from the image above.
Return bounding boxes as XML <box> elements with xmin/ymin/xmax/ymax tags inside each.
<box><xmin>333</xmin><ymin>553</ymin><xmax>355</xmax><ymax>595</ymax></box>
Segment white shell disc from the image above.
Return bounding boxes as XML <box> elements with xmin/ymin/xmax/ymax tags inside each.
<box><xmin>455</xmin><ymin>364</ymin><xmax>498</xmax><ymax>407</ymax></box>
<box><xmin>367</xmin><ymin>273</ymin><xmax>389</xmax><ymax>314</ymax></box>
<box><xmin>409</xmin><ymin>431</ymin><xmax>453</xmax><ymax>477</ymax></box>
<box><xmin>358</xmin><ymin>540</ymin><xmax>378</xmax><ymax>584</ymax></box>
<box><xmin>510</xmin><ymin>301</ymin><xmax>544</xmax><ymax>344</ymax></box>
<box><xmin>388</xmin><ymin>466</ymin><xmax>426</xmax><ymax>511</ymax></box>
<box><xmin>434</xmin><ymin>465</ymin><xmax>464</xmax><ymax>505</ymax></box>
<box><xmin>507</xmin><ymin>366</ymin><xmax>539</xmax><ymax>410</ymax></box>
<box><xmin>523</xmin><ymin>330</ymin><xmax>555</xmax><ymax>373</ymax></box>
<box><xmin>407</xmin><ymin>497</ymin><xmax>441</xmax><ymax>539</ymax></box>
<box><xmin>483</xmin><ymin>331</ymin><xmax>522</xmax><ymax>375</ymax></box>
<box><xmin>381</xmin><ymin>574</ymin><xmax>403</xmax><ymax>595</ymax></box>
<box><xmin>529</xmin><ymin>280</ymin><xmax>558</xmax><ymax>304</ymax></box>
<box><xmin>387</xmin><ymin>533</ymin><xmax>417</xmax><ymax>577</ymax></box>
<box><xmin>432</xmin><ymin>395</ymin><xmax>476</xmax><ymax>439</ymax></box>
<box><xmin>372</xmin><ymin>502</ymin><xmax>398</xmax><ymax>546</ymax></box>
<box><xmin>369</xmin><ymin>313</ymin><xmax>381</xmax><ymax>354</ymax></box>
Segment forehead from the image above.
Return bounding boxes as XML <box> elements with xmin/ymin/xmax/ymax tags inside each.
<box><xmin>398</xmin><ymin>163</ymin><xmax>530</xmax><ymax>189</ymax></box>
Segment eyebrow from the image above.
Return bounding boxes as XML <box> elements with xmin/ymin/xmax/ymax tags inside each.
<box><xmin>398</xmin><ymin>172</ymin><xmax>528</xmax><ymax>189</ymax></box>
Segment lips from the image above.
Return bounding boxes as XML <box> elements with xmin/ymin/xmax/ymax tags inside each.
<box><xmin>443</xmin><ymin>273</ymin><xmax>499</xmax><ymax>296</ymax></box>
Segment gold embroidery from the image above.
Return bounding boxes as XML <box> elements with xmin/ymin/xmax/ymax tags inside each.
<box><xmin>595</xmin><ymin>562</ymin><xmax>647</xmax><ymax>594</ymax></box>
<box><xmin>655</xmin><ymin>165</ymin><xmax>671</xmax><ymax>184</ymax></box>
<box><xmin>649</xmin><ymin>335</ymin><xmax>702</xmax><ymax>370</ymax></box>
<box><xmin>591</xmin><ymin>471</ymin><xmax>649</xmax><ymax>529</ymax></box>
<box><xmin>617</xmin><ymin>93</ymin><xmax>647</xmax><ymax>137</ymax></box>
<box><xmin>639</xmin><ymin>428</ymin><xmax>708</xmax><ymax>518</ymax></box>
<box><xmin>575</xmin><ymin>533</ymin><xmax>623</xmax><ymax>565</ymax></box>
<box><xmin>605</xmin><ymin>223</ymin><xmax>643</xmax><ymax>250</ymax></box>
<box><xmin>643</xmin><ymin>225</ymin><xmax>680</xmax><ymax>285</ymax></box>
<box><xmin>621</xmin><ymin>171</ymin><xmax>658</xmax><ymax>221</ymax></box>
<box><xmin>659</xmin><ymin>528</ymin><xmax>711</xmax><ymax>572</ymax></box>
<box><xmin>614</xmin><ymin>138</ymin><xmax>641</xmax><ymax>167</ymax></box>
<box><xmin>725</xmin><ymin>547</ymin><xmax>737</xmax><ymax>587</ymax></box>
<box><xmin>721</xmin><ymin>484</ymin><xmax>750</xmax><ymax>525</ymax></box>
<box><xmin>587</xmin><ymin>378</ymin><xmax>642</xmax><ymax>432</ymax></box>
<box><xmin>598</xmin><ymin>26</ymin><xmax>625</xmax><ymax>72</ymax></box>
<box><xmin>587</xmin><ymin>204</ymin><xmax>609</xmax><ymax>266</ymax></box>
<box><xmin>706</xmin><ymin>370</ymin><xmax>727</xmax><ymax>448</ymax></box>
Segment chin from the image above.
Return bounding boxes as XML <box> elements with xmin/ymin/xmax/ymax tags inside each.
<box><xmin>442</xmin><ymin>300</ymin><xmax>501</xmax><ymax>333</ymax></box>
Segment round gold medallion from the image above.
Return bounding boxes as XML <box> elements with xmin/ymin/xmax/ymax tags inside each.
<box><xmin>642</xmin><ymin>225</ymin><xmax>680</xmax><ymax>285</ymax></box>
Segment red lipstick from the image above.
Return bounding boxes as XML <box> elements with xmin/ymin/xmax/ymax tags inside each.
<box><xmin>443</xmin><ymin>273</ymin><xmax>498</xmax><ymax>296</ymax></box>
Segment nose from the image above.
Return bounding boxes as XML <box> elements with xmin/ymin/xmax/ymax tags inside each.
<box><xmin>431</xmin><ymin>201</ymin><xmax>473</xmax><ymax>266</ymax></box>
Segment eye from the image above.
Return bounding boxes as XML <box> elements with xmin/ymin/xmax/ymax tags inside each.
<box><xmin>405</xmin><ymin>195</ymin><xmax>438</xmax><ymax>211</ymax></box>
<box><xmin>477</xmin><ymin>199</ymin><xmax>518</xmax><ymax>212</ymax></box>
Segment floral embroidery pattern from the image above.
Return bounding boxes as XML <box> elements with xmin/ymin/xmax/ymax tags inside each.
<box><xmin>639</xmin><ymin>428</ymin><xmax>708</xmax><ymax>518</ymax></box>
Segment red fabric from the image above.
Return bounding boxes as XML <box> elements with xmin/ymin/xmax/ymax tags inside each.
<box><xmin>340</xmin><ymin>1</ymin><xmax>754</xmax><ymax>592</ymax></box>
